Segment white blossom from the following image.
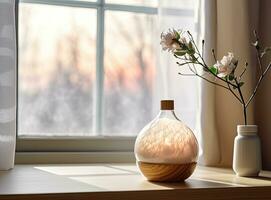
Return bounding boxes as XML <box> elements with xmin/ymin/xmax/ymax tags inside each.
<box><xmin>215</xmin><ymin>52</ymin><xmax>238</xmax><ymax>77</ymax></box>
<box><xmin>160</xmin><ymin>29</ymin><xmax>180</xmax><ymax>52</ymax></box>
<box><xmin>179</xmin><ymin>35</ymin><xmax>189</xmax><ymax>46</ymax></box>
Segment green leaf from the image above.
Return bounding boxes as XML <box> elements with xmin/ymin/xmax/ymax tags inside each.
<box><xmin>239</xmin><ymin>82</ymin><xmax>244</xmax><ymax>87</ymax></box>
<box><xmin>209</xmin><ymin>66</ymin><xmax>218</xmax><ymax>75</ymax></box>
<box><xmin>188</xmin><ymin>48</ymin><xmax>195</xmax><ymax>55</ymax></box>
<box><xmin>228</xmin><ymin>74</ymin><xmax>235</xmax><ymax>81</ymax></box>
<box><xmin>232</xmin><ymin>82</ymin><xmax>244</xmax><ymax>90</ymax></box>
<box><xmin>175</xmin><ymin>31</ymin><xmax>180</xmax><ymax>40</ymax></box>
<box><xmin>191</xmin><ymin>55</ymin><xmax>197</xmax><ymax>62</ymax></box>
<box><xmin>174</xmin><ymin>50</ymin><xmax>186</xmax><ymax>56</ymax></box>
<box><xmin>188</xmin><ymin>41</ymin><xmax>193</xmax><ymax>49</ymax></box>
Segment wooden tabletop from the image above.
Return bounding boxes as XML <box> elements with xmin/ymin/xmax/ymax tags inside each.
<box><xmin>0</xmin><ymin>164</ymin><xmax>271</xmax><ymax>200</ymax></box>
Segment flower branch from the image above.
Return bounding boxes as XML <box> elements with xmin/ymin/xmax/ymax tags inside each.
<box><xmin>160</xmin><ymin>28</ymin><xmax>271</xmax><ymax>125</ymax></box>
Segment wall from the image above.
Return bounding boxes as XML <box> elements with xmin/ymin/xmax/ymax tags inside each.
<box><xmin>256</xmin><ymin>0</ymin><xmax>271</xmax><ymax>170</ymax></box>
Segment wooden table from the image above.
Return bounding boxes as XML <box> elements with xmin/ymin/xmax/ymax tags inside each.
<box><xmin>0</xmin><ymin>164</ymin><xmax>271</xmax><ymax>200</ymax></box>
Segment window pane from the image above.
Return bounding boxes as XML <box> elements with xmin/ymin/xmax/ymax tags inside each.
<box><xmin>106</xmin><ymin>0</ymin><xmax>158</xmax><ymax>7</ymax></box>
<box><xmin>18</xmin><ymin>3</ymin><xmax>96</xmax><ymax>136</ymax></box>
<box><xmin>103</xmin><ymin>11</ymin><xmax>157</xmax><ymax>136</ymax></box>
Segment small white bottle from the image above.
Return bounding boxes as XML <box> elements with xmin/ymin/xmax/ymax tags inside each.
<box><xmin>233</xmin><ymin>125</ymin><xmax>262</xmax><ymax>176</ymax></box>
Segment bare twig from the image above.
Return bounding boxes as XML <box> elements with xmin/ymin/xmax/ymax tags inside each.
<box><xmin>177</xmin><ymin>61</ymin><xmax>195</xmax><ymax>66</ymax></box>
<box><xmin>185</xmin><ymin>55</ymin><xmax>198</xmax><ymax>74</ymax></box>
<box><xmin>178</xmin><ymin>72</ymin><xmax>195</xmax><ymax>76</ymax></box>
<box><xmin>212</xmin><ymin>49</ymin><xmax>217</xmax><ymax>62</ymax></box>
<box><xmin>256</xmin><ymin>52</ymin><xmax>264</xmax><ymax>75</ymax></box>
<box><xmin>202</xmin><ymin>40</ymin><xmax>205</xmax><ymax>58</ymax></box>
<box><xmin>239</xmin><ymin>62</ymin><xmax>248</xmax><ymax>80</ymax></box>
<box><xmin>254</xmin><ymin>30</ymin><xmax>264</xmax><ymax>74</ymax></box>
<box><xmin>191</xmin><ymin>63</ymin><xmax>197</xmax><ymax>74</ymax></box>
<box><xmin>187</xmin><ymin>31</ymin><xmax>208</xmax><ymax>67</ymax></box>
<box><xmin>174</xmin><ymin>55</ymin><xmax>189</xmax><ymax>61</ymax></box>
<box><xmin>245</xmin><ymin>62</ymin><xmax>271</xmax><ymax>108</ymax></box>
<box><xmin>227</xmin><ymin>82</ymin><xmax>243</xmax><ymax>104</ymax></box>
<box><xmin>234</xmin><ymin>78</ymin><xmax>247</xmax><ymax>124</ymax></box>
<box><xmin>187</xmin><ymin>64</ymin><xmax>197</xmax><ymax>74</ymax></box>
<box><xmin>188</xmin><ymin>65</ymin><xmax>197</xmax><ymax>74</ymax></box>
<box><xmin>179</xmin><ymin>71</ymin><xmax>229</xmax><ymax>90</ymax></box>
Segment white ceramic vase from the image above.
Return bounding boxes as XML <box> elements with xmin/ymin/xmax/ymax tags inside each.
<box><xmin>233</xmin><ymin>125</ymin><xmax>262</xmax><ymax>176</ymax></box>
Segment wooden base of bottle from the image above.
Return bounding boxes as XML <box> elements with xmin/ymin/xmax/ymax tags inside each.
<box><xmin>137</xmin><ymin>161</ymin><xmax>197</xmax><ymax>182</ymax></box>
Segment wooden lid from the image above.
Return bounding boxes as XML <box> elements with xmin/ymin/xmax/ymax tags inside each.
<box><xmin>160</xmin><ymin>100</ymin><xmax>174</xmax><ymax>110</ymax></box>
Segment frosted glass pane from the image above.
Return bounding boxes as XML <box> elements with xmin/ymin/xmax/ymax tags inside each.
<box><xmin>18</xmin><ymin>3</ymin><xmax>96</xmax><ymax>136</ymax></box>
<box><xmin>103</xmin><ymin>11</ymin><xmax>157</xmax><ymax>136</ymax></box>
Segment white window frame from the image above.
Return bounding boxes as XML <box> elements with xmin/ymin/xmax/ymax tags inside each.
<box><xmin>16</xmin><ymin>0</ymin><xmax>194</xmax><ymax>163</ymax></box>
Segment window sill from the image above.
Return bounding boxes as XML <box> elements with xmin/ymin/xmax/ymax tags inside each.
<box><xmin>1</xmin><ymin>164</ymin><xmax>271</xmax><ymax>200</ymax></box>
<box><xmin>15</xmin><ymin>137</ymin><xmax>136</xmax><ymax>164</ymax></box>
<box><xmin>15</xmin><ymin>152</ymin><xmax>135</xmax><ymax>164</ymax></box>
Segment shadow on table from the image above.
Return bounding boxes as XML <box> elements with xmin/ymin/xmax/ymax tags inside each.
<box><xmin>149</xmin><ymin>178</ymin><xmax>236</xmax><ymax>189</ymax></box>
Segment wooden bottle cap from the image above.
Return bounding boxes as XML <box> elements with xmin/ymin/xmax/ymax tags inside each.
<box><xmin>160</xmin><ymin>100</ymin><xmax>174</xmax><ymax>110</ymax></box>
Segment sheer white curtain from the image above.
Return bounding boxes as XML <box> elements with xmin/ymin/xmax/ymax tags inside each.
<box><xmin>0</xmin><ymin>0</ymin><xmax>17</xmax><ymax>170</ymax></box>
<box><xmin>156</xmin><ymin>0</ymin><xmax>203</xmax><ymax>159</ymax></box>
<box><xmin>157</xmin><ymin>0</ymin><xmax>199</xmax><ymax>130</ymax></box>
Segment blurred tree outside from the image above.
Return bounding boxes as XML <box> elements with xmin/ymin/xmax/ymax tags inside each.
<box><xmin>18</xmin><ymin>4</ymin><xmax>156</xmax><ymax>136</ymax></box>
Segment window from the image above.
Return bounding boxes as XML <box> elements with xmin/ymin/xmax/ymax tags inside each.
<box><xmin>17</xmin><ymin>0</ymin><xmax>196</xmax><ymax>155</ymax></box>
<box><xmin>18</xmin><ymin>0</ymin><xmax>158</xmax><ymax>137</ymax></box>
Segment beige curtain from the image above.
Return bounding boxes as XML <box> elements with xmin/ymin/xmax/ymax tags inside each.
<box><xmin>198</xmin><ymin>0</ymin><xmax>267</xmax><ymax>167</ymax></box>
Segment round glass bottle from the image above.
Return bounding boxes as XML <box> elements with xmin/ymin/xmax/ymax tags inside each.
<box><xmin>134</xmin><ymin>100</ymin><xmax>199</xmax><ymax>181</ymax></box>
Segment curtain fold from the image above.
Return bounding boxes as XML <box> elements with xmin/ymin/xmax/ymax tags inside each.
<box><xmin>0</xmin><ymin>0</ymin><xmax>17</xmax><ymax>170</ymax></box>
<box><xmin>196</xmin><ymin>0</ymin><xmax>220</xmax><ymax>166</ymax></box>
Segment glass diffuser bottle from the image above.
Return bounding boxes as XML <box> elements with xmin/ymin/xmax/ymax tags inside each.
<box><xmin>134</xmin><ymin>100</ymin><xmax>199</xmax><ymax>182</ymax></box>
